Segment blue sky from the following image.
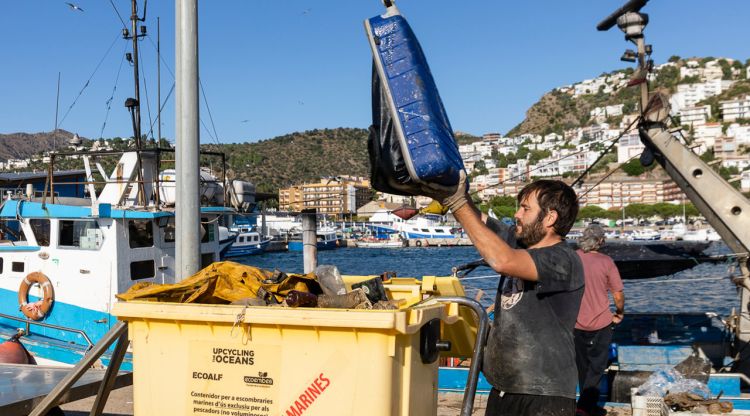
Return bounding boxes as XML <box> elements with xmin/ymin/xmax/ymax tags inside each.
<box><xmin>1</xmin><ymin>1</ymin><xmax>748</xmax><ymax>144</ymax></box>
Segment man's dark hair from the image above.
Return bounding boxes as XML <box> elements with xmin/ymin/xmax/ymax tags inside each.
<box><xmin>517</xmin><ymin>180</ymin><xmax>579</xmax><ymax>237</ymax></box>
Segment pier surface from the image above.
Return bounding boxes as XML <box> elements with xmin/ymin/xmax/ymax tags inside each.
<box><xmin>58</xmin><ymin>387</ymin><xmax>632</xmax><ymax>415</ymax></box>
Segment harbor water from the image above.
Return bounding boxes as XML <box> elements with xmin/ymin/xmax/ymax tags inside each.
<box><xmin>238</xmin><ymin>243</ymin><xmax>739</xmax><ymax>317</ymax></box>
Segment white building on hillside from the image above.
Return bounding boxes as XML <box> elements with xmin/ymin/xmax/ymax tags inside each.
<box><xmin>590</xmin><ymin>104</ymin><xmax>625</xmax><ymax>123</ymax></box>
<box><xmin>517</xmin><ymin>133</ymin><xmax>542</xmax><ymax>144</ymax></box>
<box><xmin>680</xmin><ymin>60</ymin><xmax>701</xmax><ymax>79</ymax></box>
<box><xmin>497</xmin><ymin>145</ymin><xmax>517</xmax><ymax>156</ymax></box>
<box><xmin>575</xmin><ymin>77</ymin><xmax>610</xmax><ymax>96</ymax></box>
<box><xmin>702</xmin><ymin>61</ymin><xmax>725</xmax><ymax>81</ymax></box>
<box><xmin>720</xmin><ymin>156</ymin><xmax>750</xmax><ymax>171</ymax></box>
<box><xmin>694</xmin><ymin>122</ymin><xmax>723</xmax><ymax>149</ymax></box>
<box><xmin>507</xmin><ymin>160</ymin><xmax>528</xmax><ymax>182</ymax></box>
<box><xmin>679</xmin><ymin>105</ymin><xmax>712</xmax><ymax>127</ymax></box>
<box><xmin>726</xmin><ymin>123</ymin><xmax>750</xmax><ymax>144</ymax></box>
<box><xmin>617</xmin><ymin>132</ymin><xmax>644</xmax><ymax>163</ymax></box>
<box><xmin>670</xmin><ymin>80</ymin><xmax>735</xmax><ymax>113</ymax></box>
<box><xmin>721</xmin><ymin>96</ymin><xmax>750</xmax><ymax>122</ymax></box>
<box><xmin>741</xmin><ymin>171</ymin><xmax>750</xmax><ymax>192</ymax></box>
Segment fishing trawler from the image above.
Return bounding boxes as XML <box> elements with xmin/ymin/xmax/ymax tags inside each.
<box><xmin>0</xmin><ymin>1</ymin><xmax>253</xmax><ymax>366</ymax></box>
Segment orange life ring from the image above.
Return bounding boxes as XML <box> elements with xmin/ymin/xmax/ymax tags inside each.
<box><xmin>18</xmin><ymin>272</ymin><xmax>54</xmax><ymax>320</ymax></box>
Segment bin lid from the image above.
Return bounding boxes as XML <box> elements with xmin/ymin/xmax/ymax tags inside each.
<box><xmin>112</xmin><ymin>300</ymin><xmax>455</xmax><ymax>335</ymax></box>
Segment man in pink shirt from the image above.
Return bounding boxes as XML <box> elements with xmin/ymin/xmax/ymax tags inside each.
<box><xmin>575</xmin><ymin>224</ymin><xmax>624</xmax><ymax>416</ymax></box>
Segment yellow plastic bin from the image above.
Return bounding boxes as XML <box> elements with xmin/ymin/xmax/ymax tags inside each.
<box><xmin>112</xmin><ymin>300</ymin><xmax>463</xmax><ymax>416</ymax></box>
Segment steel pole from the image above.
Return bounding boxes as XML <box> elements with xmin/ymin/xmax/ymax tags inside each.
<box><xmin>302</xmin><ymin>210</ymin><xmax>318</xmax><ymax>274</ymax></box>
<box><xmin>175</xmin><ymin>0</ymin><xmax>201</xmax><ymax>279</ymax></box>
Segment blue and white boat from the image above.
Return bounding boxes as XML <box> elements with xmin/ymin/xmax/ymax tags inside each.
<box><xmin>0</xmin><ymin>150</ymin><xmax>239</xmax><ymax>366</ymax></box>
<box><xmin>368</xmin><ymin>209</ymin><xmax>456</xmax><ymax>239</ymax></box>
<box><xmin>287</xmin><ymin>226</ymin><xmax>341</xmax><ymax>251</ymax></box>
<box><xmin>223</xmin><ymin>227</ymin><xmax>271</xmax><ymax>257</ymax></box>
<box><xmin>0</xmin><ymin>2</ymin><xmax>255</xmax><ymax>367</ymax></box>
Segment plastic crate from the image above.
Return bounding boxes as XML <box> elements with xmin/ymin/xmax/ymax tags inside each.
<box><xmin>632</xmin><ymin>388</ymin><xmax>669</xmax><ymax>416</ymax></box>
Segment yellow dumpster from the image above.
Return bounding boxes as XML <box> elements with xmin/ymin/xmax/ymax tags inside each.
<box><xmin>112</xmin><ymin>299</ymin><xmax>463</xmax><ymax>416</ymax></box>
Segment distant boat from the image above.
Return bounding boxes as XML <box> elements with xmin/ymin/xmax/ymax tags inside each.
<box><xmin>367</xmin><ymin>209</ymin><xmax>456</xmax><ymax>239</ymax></box>
<box><xmin>355</xmin><ymin>235</ymin><xmax>404</xmax><ymax>248</ymax></box>
<box><xmin>683</xmin><ymin>228</ymin><xmax>722</xmax><ymax>242</ymax></box>
<box><xmin>287</xmin><ymin>226</ymin><xmax>340</xmax><ymax>251</ymax></box>
<box><xmin>222</xmin><ymin>227</ymin><xmax>271</xmax><ymax>258</ymax></box>
<box><xmin>629</xmin><ymin>228</ymin><xmax>661</xmax><ymax>241</ymax></box>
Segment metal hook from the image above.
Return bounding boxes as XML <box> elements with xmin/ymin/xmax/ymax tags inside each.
<box><xmin>230</xmin><ymin>304</ymin><xmax>248</xmax><ymax>338</ymax></box>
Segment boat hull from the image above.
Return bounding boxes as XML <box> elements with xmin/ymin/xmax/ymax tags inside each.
<box><xmin>287</xmin><ymin>240</ymin><xmax>338</xmax><ymax>252</ymax></box>
<box><xmin>223</xmin><ymin>240</ymin><xmax>270</xmax><ymax>258</ymax></box>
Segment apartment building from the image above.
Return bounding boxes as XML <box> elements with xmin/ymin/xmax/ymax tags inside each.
<box><xmin>726</xmin><ymin>123</ymin><xmax>750</xmax><ymax>144</ymax></box>
<box><xmin>278</xmin><ymin>176</ymin><xmax>373</xmax><ymax>218</ymax></box>
<box><xmin>692</xmin><ymin>122</ymin><xmax>723</xmax><ymax>150</ymax></box>
<box><xmin>721</xmin><ymin>96</ymin><xmax>750</xmax><ymax>122</ymax></box>
<box><xmin>577</xmin><ymin>178</ymin><xmax>686</xmax><ymax>208</ymax></box>
<box><xmin>679</xmin><ymin>105</ymin><xmax>712</xmax><ymax>127</ymax></box>
<box><xmin>670</xmin><ymin>80</ymin><xmax>734</xmax><ymax>112</ymax></box>
<box><xmin>278</xmin><ymin>186</ymin><xmax>304</xmax><ymax>212</ymax></box>
<box><xmin>617</xmin><ymin>132</ymin><xmax>644</xmax><ymax>163</ymax></box>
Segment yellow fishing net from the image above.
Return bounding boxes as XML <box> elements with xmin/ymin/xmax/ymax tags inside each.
<box><xmin>116</xmin><ymin>261</ymin><xmax>321</xmax><ymax>304</ymax></box>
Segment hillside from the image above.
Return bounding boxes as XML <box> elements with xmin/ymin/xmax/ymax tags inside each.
<box><xmin>0</xmin><ymin>130</ymin><xmax>83</xmax><ymax>161</ymax></box>
<box><xmin>508</xmin><ymin>57</ymin><xmax>748</xmax><ymax>136</ymax></box>
<box><xmin>203</xmin><ymin>128</ymin><xmax>369</xmax><ymax>194</ymax></box>
<box><xmin>203</xmin><ymin>129</ymin><xmax>481</xmax><ymax>194</ymax></box>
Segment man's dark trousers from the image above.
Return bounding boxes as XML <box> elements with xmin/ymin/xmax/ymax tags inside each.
<box><xmin>574</xmin><ymin>325</ymin><xmax>613</xmax><ymax>413</ymax></box>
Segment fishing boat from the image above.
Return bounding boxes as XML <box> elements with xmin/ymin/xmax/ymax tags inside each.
<box><xmin>683</xmin><ymin>227</ymin><xmax>723</xmax><ymax>242</ymax></box>
<box><xmin>355</xmin><ymin>234</ymin><xmax>404</xmax><ymax>248</ymax></box>
<box><xmin>0</xmin><ymin>1</ymin><xmax>252</xmax><ymax>367</ymax></box>
<box><xmin>287</xmin><ymin>226</ymin><xmax>341</xmax><ymax>251</ymax></box>
<box><xmin>222</xmin><ymin>227</ymin><xmax>271</xmax><ymax>257</ymax></box>
<box><xmin>368</xmin><ymin>209</ymin><xmax>456</xmax><ymax>239</ymax></box>
<box><xmin>628</xmin><ymin>227</ymin><xmax>661</xmax><ymax>241</ymax></box>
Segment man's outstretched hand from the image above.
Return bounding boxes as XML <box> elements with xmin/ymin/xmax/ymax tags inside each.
<box><xmin>421</xmin><ymin>170</ymin><xmax>469</xmax><ymax>213</ymax></box>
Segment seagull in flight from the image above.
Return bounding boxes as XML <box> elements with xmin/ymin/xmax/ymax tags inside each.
<box><xmin>65</xmin><ymin>2</ymin><xmax>84</xmax><ymax>12</ymax></box>
<box><xmin>241</xmin><ymin>119</ymin><xmax>250</xmax><ymax>123</ymax></box>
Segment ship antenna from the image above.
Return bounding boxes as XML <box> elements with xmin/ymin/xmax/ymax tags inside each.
<box><xmin>123</xmin><ymin>0</ymin><xmax>148</xmax><ymax>205</ymax></box>
<box><xmin>597</xmin><ymin>0</ymin><xmax>651</xmax><ymax>115</ymax></box>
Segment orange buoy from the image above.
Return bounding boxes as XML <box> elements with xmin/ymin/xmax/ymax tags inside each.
<box><xmin>0</xmin><ymin>333</ymin><xmax>36</xmax><ymax>364</ymax></box>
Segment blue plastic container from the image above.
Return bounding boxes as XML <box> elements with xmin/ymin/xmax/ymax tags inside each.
<box><xmin>365</xmin><ymin>6</ymin><xmax>464</xmax><ymax>186</ymax></box>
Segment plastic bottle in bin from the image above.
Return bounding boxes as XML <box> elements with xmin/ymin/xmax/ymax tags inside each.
<box><xmin>314</xmin><ymin>265</ymin><xmax>346</xmax><ymax>296</ymax></box>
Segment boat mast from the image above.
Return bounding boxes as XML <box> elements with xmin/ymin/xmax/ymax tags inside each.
<box><xmin>54</xmin><ymin>72</ymin><xmax>61</xmax><ymax>149</ymax></box>
<box><xmin>124</xmin><ymin>0</ymin><xmax>148</xmax><ymax>205</ymax></box>
<box><xmin>157</xmin><ymin>16</ymin><xmax>161</xmax><ymax>146</ymax></box>
<box><xmin>175</xmin><ymin>0</ymin><xmax>202</xmax><ymax>278</ymax></box>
